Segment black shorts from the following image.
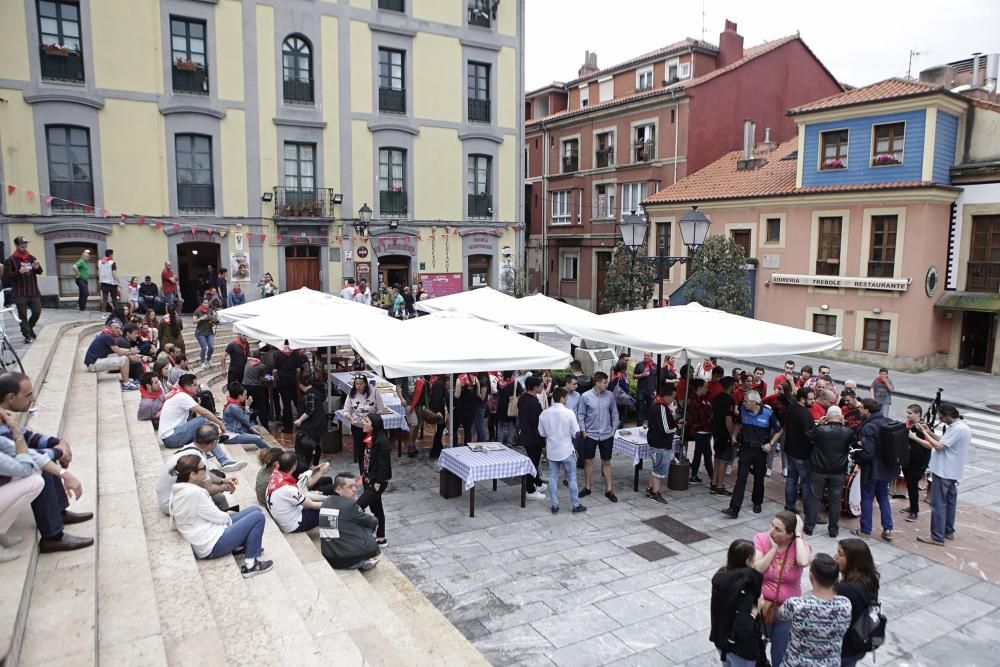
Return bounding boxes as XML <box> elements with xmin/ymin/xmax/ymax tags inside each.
<box><xmin>712</xmin><ymin>432</ymin><xmax>734</xmax><ymax>461</ymax></box>
<box><xmin>579</xmin><ymin>437</ymin><xmax>614</xmax><ymax>461</ymax></box>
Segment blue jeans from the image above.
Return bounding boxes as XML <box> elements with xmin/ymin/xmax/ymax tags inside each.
<box><xmin>724</xmin><ymin>654</ymin><xmax>756</xmax><ymax>667</ymax></box>
<box><xmin>208</xmin><ymin>506</ymin><xmax>265</xmax><ymax>559</ymax></box>
<box><xmin>292</xmin><ymin>508</ymin><xmax>320</xmax><ymax>533</ymax></box>
<box><xmin>195</xmin><ymin>333</ymin><xmax>215</xmax><ymax>364</ymax></box>
<box><xmin>225</xmin><ymin>433</ymin><xmax>268</xmax><ymax>449</ymax></box>
<box><xmin>860</xmin><ymin>478</ymin><xmax>894</xmax><ymax>534</ymax></box>
<box><xmin>930</xmin><ymin>477</ymin><xmax>958</xmax><ymax>542</ymax></box>
<box><xmin>161</xmin><ymin>416</ymin><xmax>235</xmax><ymax>466</ymax></box>
<box><xmin>548</xmin><ymin>453</ymin><xmax>580</xmax><ymax>509</ymax></box>
<box><xmin>768</xmin><ymin>617</ymin><xmax>791</xmax><ymax>667</ymax></box>
<box><xmin>30</xmin><ymin>471</ymin><xmax>70</xmax><ymax>540</ymax></box>
<box><xmin>475</xmin><ymin>405</ymin><xmax>488</xmax><ymax>442</ymax></box>
<box><xmin>75</xmin><ymin>277</ymin><xmax>89</xmax><ymax>311</ymax></box>
<box><xmin>784</xmin><ymin>455</ymin><xmax>812</xmax><ymax>512</ymax></box>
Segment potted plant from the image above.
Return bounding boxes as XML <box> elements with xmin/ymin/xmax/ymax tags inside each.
<box><xmin>175</xmin><ymin>57</ymin><xmax>199</xmax><ymax>71</ymax></box>
<box><xmin>746</xmin><ymin>257</ymin><xmax>759</xmax><ymax>268</ymax></box>
<box><xmin>873</xmin><ymin>153</ymin><xmax>898</xmax><ymax>165</ymax></box>
<box><xmin>42</xmin><ymin>42</ymin><xmax>71</xmax><ymax>56</ymax></box>
<box><xmin>823</xmin><ymin>158</ymin><xmax>844</xmax><ymax>169</ymax></box>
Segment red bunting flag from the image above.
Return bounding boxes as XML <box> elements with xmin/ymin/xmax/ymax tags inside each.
<box><xmin>190</xmin><ymin>225</ymin><xmax>198</xmax><ymax>234</ymax></box>
<box><xmin>154</xmin><ymin>219</ymin><xmax>163</xmax><ymax>229</ymax></box>
<box><xmin>120</xmin><ymin>213</ymin><xmax>127</xmax><ymax>222</ymax></box>
<box><xmin>277</xmin><ymin>235</ymin><xmax>283</xmax><ymax>243</ymax></box>
<box><xmin>83</xmin><ymin>205</ymin><xmax>93</xmax><ymax>213</ymax></box>
<box><xmin>171</xmin><ymin>223</ymin><xmax>180</xmax><ymax>232</ymax></box>
<box><xmin>138</xmin><ymin>216</ymin><xmax>145</xmax><ymax>225</ymax></box>
<box><xmin>260</xmin><ymin>233</ymin><xmax>267</xmax><ymax>243</ymax></box>
<box><xmin>307</xmin><ymin>236</ymin><xmax>313</xmax><ymax>244</ymax></box>
<box><xmin>6</xmin><ymin>185</ymin><xmax>15</xmax><ymax>196</ymax></box>
<box><xmin>101</xmin><ymin>208</ymin><xmax>110</xmax><ymax>217</ymax></box>
<box><xmin>44</xmin><ymin>195</ymin><xmax>54</xmax><ymax>205</ymax></box>
<box><xmin>205</xmin><ymin>226</ymin><xmax>214</xmax><ymax>234</ymax></box>
<box><xmin>26</xmin><ymin>190</ymin><xmax>35</xmax><ymax>200</ymax></box>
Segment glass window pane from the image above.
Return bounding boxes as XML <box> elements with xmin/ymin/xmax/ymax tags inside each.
<box><xmin>49</xmin><ymin>144</ymin><xmax>68</xmax><ymax>164</ymax></box>
<box><xmin>190</xmin><ymin>38</ymin><xmax>205</xmax><ymax>55</ymax></box>
<box><xmin>190</xmin><ymin>22</ymin><xmax>204</xmax><ymax>38</ymax></box>
<box><xmin>172</xmin><ymin>35</ymin><xmax>187</xmax><ymax>52</ymax></box>
<box><xmin>39</xmin><ymin>1</ymin><xmax>57</xmax><ymax>17</ymax></box>
<box><xmin>72</xmin><ymin>164</ymin><xmax>90</xmax><ymax>181</ymax></box>
<box><xmin>283</xmin><ymin>144</ymin><xmax>297</xmax><ymax>160</ymax></box>
<box><xmin>50</xmin><ymin>163</ymin><xmax>69</xmax><ymax>180</ymax></box>
<box><xmin>62</xmin><ymin>20</ymin><xmax>78</xmax><ymax>37</ymax></box>
<box><xmin>40</xmin><ymin>17</ymin><xmax>59</xmax><ymax>36</ymax></box>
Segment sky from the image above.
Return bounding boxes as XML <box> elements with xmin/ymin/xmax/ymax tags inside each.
<box><xmin>524</xmin><ymin>0</ymin><xmax>1000</xmax><ymax>91</ymax></box>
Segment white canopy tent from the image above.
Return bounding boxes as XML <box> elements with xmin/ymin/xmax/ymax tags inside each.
<box><xmin>233</xmin><ymin>301</ymin><xmax>398</xmax><ymax>349</ymax></box>
<box><xmin>555</xmin><ymin>302</ymin><xmax>842</xmax><ymax>358</ymax></box>
<box><xmin>350</xmin><ymin>311</ymin><xmax>572</xmax><ymax>379</ymax></box>
<box><xmin>503</xmin><ymin>293</ymin><xmax>603</xmax><ymax>334</ymax></box>
<box><xmin>413</xmin><ymin>286</ymin><xmax>518</xmax><ymax>318</ymax></box>
<box><xmin>218</xmin><ymin>287</ymin><xmax>344</xmax><ymax>323</ymax></box>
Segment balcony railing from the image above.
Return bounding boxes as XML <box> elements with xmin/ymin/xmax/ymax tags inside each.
<box><xmin>172</xmin><ymin>64</ymin><xmax>209</xmax><ymax>95</ymax></box>
<box><xmin>866</xmin><ymin>261</ymin><xmax>896</xmax><ymax>278</ymax></box>
<box><xmin>40</xmin><ymin>47</ymin><xmax>84</xmax><ymax>82</ymax></box>
<box><xmin>273</xmin><ymin>187</ymin><xmax>338</xmax><ymax>219</ymax></box>
<box><xmin>380</xmin><ymin>189</ymin><xmax>408</xmax><ymax>216</ymax></box>
<box><xmin>596</xmin><ymin>147</ymin><xmax>615</xmax><ymax>168</ymax></box>
<box><xmin>49</xmin><ymin>181</ymin><xmax>93</xmax><ymax>212</ymax></box>
<box><xmin>468</xmin><ymin>2</ymin><xmax>491</xmax><ymax>27</ymax></box>
<box><xmin>562</xmin><ymin>155</ymin><xmax>578</xmax><ymax>173</ymax></box>
<box><xmin>378</xmin><ymin>87</ymin><xmax>406</xmax><ymax>113</ymax></box>
<box><xmin>468</xmin><ymin>192</ymin><xmax>492</xmax><ymax>218</ymax></box>
<box><xmin>283</xmin><ymin>78</ymin><xmax>314</xmax><ymax>104</ymax></box>
<box><xmin>378</xmin><ymin>0</ymin><xmax>404</xmax><ymax>10</ymax></box>
<box><xmin>468</xmin><ymin>98</ymin><xmax>491</xmax><ymax>123</ymax></box>
<box><xmin>815</xmin><ymin>260</ymin><xmax>840</xmax><ymax>277</ymax></box>
<box><xmin>178</xmin><ymin>183</ymin><xmax>214</xmax><ymax>211</ymax></box>
<box><xmin>967</xmin><ymin>261</ymin><xmax>1000</xmax><ymax>292</ymax></box>
<box><xmin>633</xmin><ymin>141</ymin><xmax>655</xmax><ymax>163</ymax></box>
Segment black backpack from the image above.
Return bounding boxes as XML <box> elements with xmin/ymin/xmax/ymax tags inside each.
<box><xmin>844</xmin><ymin>585</ymin><xmax>887</xmax><ymax>654</ymax></box>
<box><xmin>877</xmin><ymin>419</ymin><xmax>909</xmax><ymax>469</ymax></box>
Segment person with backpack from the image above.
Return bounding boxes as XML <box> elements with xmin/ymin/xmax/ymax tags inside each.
<box><xmin>709</xmin><ymin>539</ymin><xmax>765</xmax><ymax>666</ymax></box>
<box><xmin>851</xmin><ymin>398</ymin><xmax>896</xmax><ymax>541</ymax></box>
<box><xmin>835</xmin><ymin>538</ymin><xmax>884</xmax><ymax>666</ymax></box>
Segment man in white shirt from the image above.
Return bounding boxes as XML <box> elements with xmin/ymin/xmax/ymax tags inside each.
<box><xmin>266</xmin><ymin>451</ymin><xmax>325</xmax><ymax>533</ymax></box>
<box><xmin>915</xmin><ymin>403</ymin><xmax>972</xmax><ymax>546</ymax></box>
<box><xmin>340</xmin><ymin>278</ymin><xmax>357</xmax><ymax>300</ymax></box>
<box><xmin>538</xmin><ymin>387</ymin><xmax>587</xmax><ymax>515</ymax></box>
<box><xmin>156</xmin><ymin>424</ymin><xmax>236</xmax><ymax>515</ymax></box>
<box><xmin>159</xmin><ymin>373</ymin><xmax>245</xmax><ymax>472</ymax></box>
<box><xmin>353</xmin><ymin>280</ymin><xmax>371</xmax><ymax>306</ymax></box>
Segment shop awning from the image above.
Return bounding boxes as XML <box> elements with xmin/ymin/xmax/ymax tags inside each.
<box><xmin>935</xmin><ymin>292</ymin><xmax>1000</xmax><ymax>313</ymax></box>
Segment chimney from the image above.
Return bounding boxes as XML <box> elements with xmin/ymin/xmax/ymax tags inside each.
<box><xmin>971</xmin><ymin>52</ymin><xmax>982</xmax><ymax>88</ymax></box>
<box><xmin>919</xmin><ymin>65</ymin><xmax>957</xmax><ymax>88</ymax></box>
<box><xmin>986</xmin><ymin>53</ymin><xmax>999</xmax><ymax>93</ymax></box>
<box><xmin>578</xmin><ymin>51</ymin><xmax>599</xmax><ymax>78</ymax></box>
<box><xmin>743</xmin><ymin>119</ymin><xmax>755</xmax><ymax>160</ymax></box>
<box><xmin>717</xmin><ymin>19</ymin><xmax>744</xmax><ymax>68</ymax></box>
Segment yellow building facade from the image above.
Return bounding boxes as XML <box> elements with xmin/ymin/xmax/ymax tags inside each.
<box><xmin>0</xmin><ymin>0</ymin><xmax>524</xmax><ymax>308</ymax></box>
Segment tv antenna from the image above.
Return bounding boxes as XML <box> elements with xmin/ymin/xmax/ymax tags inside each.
<box><xmin>907</xmin><ymin>49</ymin><xmax>924</xmax><ymax>79</ymax></box>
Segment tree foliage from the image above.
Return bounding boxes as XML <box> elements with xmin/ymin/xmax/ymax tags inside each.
<box><xmin>500</xmin><ymin>264</ymin><xmax>529</xmax><ymax>298</ymax></box>
<box><xmin>604</xmin><ymin>241</ymin><xmax>657</xmax><ymax>312</ymax></box>
<box><xmin>685</xmin><ymin>235</ymin><xmax>751</xmax><ymax>315</ymax></box>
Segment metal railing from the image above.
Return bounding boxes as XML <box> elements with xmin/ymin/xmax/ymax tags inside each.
<box><xmin>283</xmin><ymin>78</ymin><xmax>314</xmax><ymax>104</ymax></box>
<box><xmin>378</xmin><ymin>0</ymin><xmax>404</xmax><ymax>10</ymax></box>
<box><xmin>49</xmin><ymin>181</ymin><xmax>93</xmax><ymax>211</ymax></box>
<box><xmin>380</xmin><ymin>189</ymin><xmax>408</xmax><ymax>216</ymax></box>
<box><xmin>378</xmin><ymin>87</ymin><xmax>406</xmax><ymax>113</ymax></box>
<box><xmin>468</xmin><ymin>98</ymin><xmax>490</xmax><ymax>123</ymax></box>
<box><xmin>178</xmin><ymin>183</ymin><xmax>214</xmax><ymax>211</ymax></box>
<box><xmin>468</xmin><ymin>2</ymin><xmax>491</xmax><ymax>26</ymax></box>
<box><xmin>814</xmin><ymin>260</ymin><xmax>840</xmax><ymax>276</ymax></box>
<box><xmin>596</xmin><ymin>147</ymin><xmax>615</xmax><ymax>168</ymax></box>
<box><xmin>866</xmin><ymin>260</ymin><xmax>895</xmax><ymax>278</ymax></box>
<box><xmin>562</xmin><ymin>155</ymin><xmax>578</xmax><ymax>173</ymax></box>
<box><xmin>967</xmin><ymin>261</ymin><xmax>1000</xmax><ymax>292</ymax></box>
<box><xmin>172</xmin><ymin>65</ymin><xmax>209</xmax><ymax>95</ymax></box>
<box><xmin>468</xmin><ymin>192</ymin><xmax>492</xmax><ymax>218</ymax></box>
<box><xmin>633</xmin><ymin>141</ymin><xmax>655</xmax><ymax>162</ymax></box>
<box><xmin>40</xmin><ymin>47</ymin><xmax>84</xmax><ymax>82</ymax></box>
<box><xmin>273</xmin><ymin>187</ymin><xmax>338</xmax><ymax>218</ymax></box>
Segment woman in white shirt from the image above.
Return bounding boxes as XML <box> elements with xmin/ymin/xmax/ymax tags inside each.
<box><xmin>168</xmin><ymin>454</ymin><xmax>274</xmax><ymax>578</ymax></box>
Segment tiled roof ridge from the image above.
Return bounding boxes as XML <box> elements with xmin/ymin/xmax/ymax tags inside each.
<box><xmin>787</xmin><ymin>77</ymin><xmax>950</xmax><ymax>115</ymax></box>
<box><xmin>562</xmin><ymin>37</ymin><xmax>718</xmax><ymax>87</ymax></box>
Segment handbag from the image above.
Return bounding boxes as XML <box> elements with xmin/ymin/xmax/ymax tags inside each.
<box><xmin>422</xmin><ymin>408</ymin><xmax>442</xmax><ymax>425</ymax></box>
<box><xmin>761</xmin><ymin>543</ymin><xmax>791</xmax><ymax>626</ymax></box>
<box><xmin>612</xmin><ymin>380</ymin><xmax>635</xmax><ymax>409</ymax></box>
<box><xmin>506</xmin><ymin>382</ymin><xmax>519</xmax><ymax>419</ymax></box>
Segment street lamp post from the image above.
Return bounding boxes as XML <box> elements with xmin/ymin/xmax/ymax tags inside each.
<box><xmin>618</xmin><ymin>205</ymin><xmax>711</xmax><ymax>388</ymax></box>
<box><xmin>355</xmin><ymin>202</ymin><xmax>373</xmax><ymax>237</ymax></box>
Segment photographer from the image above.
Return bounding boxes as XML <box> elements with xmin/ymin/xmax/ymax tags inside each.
<box><xmin>192</xmin><ymin>298</ymin><xmax>219</xmax><ymax>370</ymax></box>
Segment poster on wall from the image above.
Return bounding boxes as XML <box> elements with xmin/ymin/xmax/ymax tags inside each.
<box><xmin>419</xmin><ymin>273</ymin><xmax>463</xmax><ymax>297</ymax></box>
<box><xmin>355</xmin><ymin>261</ymin><xmax>371</xmax><ymax>285</ymax></box>
<box><xmin>230</xmin><ymin>252</ymin><xmax>250</xmax><ymax>282</ymax></box>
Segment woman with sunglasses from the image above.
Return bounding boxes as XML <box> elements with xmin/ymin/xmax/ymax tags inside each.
<box><xmin>358</xmin><ymin>413</ymin><xmax>391</xmax><ymax>546</ymax></box>
<box><xmin>167</xmin><ymin>454</ymin><xmax>273</xmax><ymax>578</ymax></box>
<box><xmin>344</xmin><ymin>373</ymin><xmax>384</xmax><ymax>468</ymax></box>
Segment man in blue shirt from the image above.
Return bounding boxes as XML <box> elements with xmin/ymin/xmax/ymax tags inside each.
<box><xmin>632</xmin><ymin>353</ymin><xmax>657</xmax><ymax>428</ymax></box>
<box><xmin>82</xmin><ymin>321</ymin><xmax>139</xmax><ymax>390</ymax></box>
<box><xmin>915</xmin><ymin>403</ymin><xmax>971</xmax><ymax>546</ymax></box>
<box><xmin>722</xmin><ymin>391</ymin><xmax>782</xmax><ymax>517</ymax></box>
<box><xmin>577</xmin><ymin>371</ymin><xmax>621</xmax><ymax>502</ymax></box>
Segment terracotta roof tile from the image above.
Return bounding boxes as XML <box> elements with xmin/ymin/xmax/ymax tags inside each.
<box><xmin>788</xmin><ymin>78</ymin><xmax>947</xmax><ymax>115</ymax></box>
<box><xmin>645</xmin><ymin>139</ymin><xmax>959</xmax><ymax>205</ymax></box>
<box><xmin>564</xmin><ymin>38</ymin><xmax>718</xmax><ymax>87</ymax></box>
<box><xmin>527</xmin><ymin>35</ymin><xmax>800</xmax><ymax>127</ymax></box>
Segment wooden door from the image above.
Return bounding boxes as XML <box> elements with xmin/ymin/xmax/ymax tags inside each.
<box><xmin>284</xmin><ymin>245</ymin><xmax>320</xmax><ymax>291</ymax></box>
<box><xmin>730</xmin><ymin>229</ymin><xmax>752</xmax><ymax>260</ymax></box>
<box><xmin>960</xmin><ymin>311</ymin><xmax>996</xmax><ymax>370</ymax></box>
<box><xmin>595</xmin><ymin>251</ymin><xmax>612</xmax><ymax>314</ymax></box>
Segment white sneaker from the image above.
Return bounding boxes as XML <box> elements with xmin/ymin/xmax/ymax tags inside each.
<box><xmin>765</xmin><ymin>468</ymin><xmax>773</xmax><ymax>477</ymax></box>
<box><xmin>0</xmin><ymin>533</ymin><xmax>24</xmax><ymax>548</ymax></box>
<box><xmin>536</xmin><ymin>483</ymin><xmax>548</xmax><ymax>494</ymax></box>
<box><xmin>526</xmin><ymin>490</ymin><xmax>547</xmax><ymax>500</ymax></box>
<box><xmin>725</xmin><ymin>465</ymin><xmax>733</xmax><ymax>475</ymax></box>
<box><xmin>0</xmin><ymin>545</ymin><xmax>20</xmax><ymax>563</ymax></box>
<box><xmin>222</xmin><ymin>461</ymin><xmax>247</xmax><ymax>473</ymax></box>
<box><xmin>782</xmin><ymin>469</ymin><xmax>789</xmax><ymax>477</ymax></box>
<box><xmin>360</xmin><ymin>556</ymin><xmax>381</xmax><ymax>571</ymax></box>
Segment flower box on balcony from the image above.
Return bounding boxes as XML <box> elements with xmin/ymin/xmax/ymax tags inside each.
<box><xmin>175</xmin><ymin>58</ymin><xmax>199</xmax><ymax>72</ymax></box>
<box><xmin>822</xmin><ymin>158</ymin><xmax>845</xmax><ymax>169</ymax></box>
<box><xmin>872</xmin><ymin>154</ymin><xmax>900</xmax><ymax>166</ymax></box>
<box><xmin>42</xmin><ymin>43</ymin><xmax>72</xmax><ymax>56</ymax></box>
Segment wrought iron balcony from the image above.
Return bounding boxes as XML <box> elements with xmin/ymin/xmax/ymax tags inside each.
<box><xmin>172</xmin><ymin>63</ymin><xmax>209</xmax><ymax>95</ymax></box>
<box><xmin>596</xmin><ymin>146</ymin><xmax>615</xmax><ymax>168</ymax></box>
<box><xmin>633</xmin><ymin>141</ymin><xmax>655</xmax><ymax>163</ymax></box>
<box><xmin>468</xmin><ymin>192</ymin><xmax>492</xmax><ymax>218</ymax></box>
<box><xmin>378</xmin><ymin>0</ymin><xmax>404</xmax><ymax>10</ymax></box>
<box><xmin>562</xmin><ymin>155</ymin><xmax>579</xmax><ymax>173</ymax></box>
<box><xmin>178</xmin><ymin>183</ymin><xmax>214</xmax><ymax>212</ymax></box>
<box><xmin>468</xmin><ymin>1</ymin><xmax>491</xmax><ymax>27</ymax></box>
<box><xmin>468</xmin><ymin>98</ymin><xmax>491</xmax><ymax>123</ymax></box>
<box><xmin>866</xmin><ymin>261</ymin><xmax>896</xmax><ymax>278</ymax></box>
<box><xmin>283</xmin><ymin>78</ymin><xmax>314</xmax><ymax>104</ymax></box>
<box><xmin>380</xmin><ymin>189</ymin><xmax>408</xmax><ymax>217</ymax></box>
<box><xmin>378</xmin><ymin>87</ymin><xmax>406</xmax><ymax>113</ymax></box>
<box><xmin>39</xmin><ymin>46</ymin><xmax>84</xmax><ymax>82</ymax></box>
<box><xmin>273</xmin><ymin>187</ymin><xmax>337</xmax><ymax>219</ymax></box>
<box><xmin>49</xmin><ymin>181</ymin><xmax>93</xmax><ymax>212</ymax></box>
<box><xmin>967</xmin><ymin>261</ymin><xmax>1000</xmax><ymax>292</ymax></box>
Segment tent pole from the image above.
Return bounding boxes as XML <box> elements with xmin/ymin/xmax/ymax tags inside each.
<box><xmin>449</xmin><ymin>373</ymin><xmax>454</xmax><ymax>448</ymax></box>
<box><xmin>680</xmin><ymin>357</ymin><xmax>692</xmax><ymax>461</ymax></box>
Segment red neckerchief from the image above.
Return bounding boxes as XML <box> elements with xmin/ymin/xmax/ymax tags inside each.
<box><xmin>702</xmin><ymin>360</ymin><xmax>714</xmax><ymax>371</ymax></box>
<box><xmin>138</xmin><ymin>385</ymin><xmax>162</xmax><ymax>400</ymax></box>
<box><xmin>653</xmin><ymin>396</ymin><xmax>672</xmax><ymax>407</ymax></box>
<box><xmin>266</xmin><ymin>468</ymin><xmax>297</xmax><ymax>497</ymax></box>
<box><xmin>224</xmin><ymin>396</ymin><xmax>244</xmax><ymax>409</ymax></box>
<box><xmin>246</xmin><ymin>358</ymin><xmax>262</xmax><ymax>367</ymax></box>
<box><xmin>281</xmin><ymin>346</ymin><xmax>294</xmax><ymax>356</ymax></box>
<box><xmin>235</xmin><ymin>337</ymin><xmax>250</xmax><ymax>356</ymax></box>
<box><xmin>100</xmin><ymin>256</ymin><xmax>114</xmax><ymax>265</ymax></box>
<box><xmin>101</xmin><ymin>326</ymin><xmax>115</xmax><ymax>335</ymax></box>
<box><xmin>163</xmin><ymin>385</ymin><xmax>190</xmax><ymax>402</ymax></box>
<box><xmin>12</xmin><ymin>249</ymin><xmax>31</xmax><ymax>262</ymax></box>
<box><xmin>196</xmin><ymin>305</ymin><xmax>209</xmax><ymax>316</ymax></box>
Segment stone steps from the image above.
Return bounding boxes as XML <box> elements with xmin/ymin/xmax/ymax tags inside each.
<box><xmin>18</xmin><ymin>334</ymin><xmax>100</xmax><ymax>665</ymax></box>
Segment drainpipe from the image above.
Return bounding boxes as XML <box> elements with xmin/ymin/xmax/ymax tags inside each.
<box><xmin>541</xmin><ymin>120</ymin><xmax>550</xmax><ymax>295</ymax></box>
<box><xmin>671</xmin><ymin>89</ymin><xmax>680</xmax><ymax>185</ymax></box>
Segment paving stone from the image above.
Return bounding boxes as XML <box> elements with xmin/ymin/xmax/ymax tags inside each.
<box><xmin>473</xmin><ymin>624</ymin><xmax>554</xmax><ymax>666</ymax></box>
<box><xmin>545</xmin><ymin>584</ymin><xmax>618</xmax><ymax>615</ymax></box>
<box><xmin>546</xmin><ymin>632</ymin><xmax>634</xmax><ymax>667</ymax></box>
<box><xmin>611</xmin><ymin>611</ymin><xmax>692</xmax><ymax>653</ymax></box>
<box><xmin>606</xmin><ymin>647</ymin><xmax>672</xmax><ymax>666</ymax></box>
<box><xmin>531</xmin><ymin>606</ymin><xmax>619</xmax><ymax>649</ymax></box>
<box><xmin>596</xmin><ymin>590</ymin><xmax>670</xmax><ymax>626</ymax></box>
<box><xmin>480</xmin><ymin>601</ymin><xmax>555</xmax><ymax>633</ymax></box>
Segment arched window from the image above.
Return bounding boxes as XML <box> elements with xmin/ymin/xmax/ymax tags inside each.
<box><xmin>282</xmin><ymin>35</ymin><xmax>313</xmax><ymax>104</ymax></box>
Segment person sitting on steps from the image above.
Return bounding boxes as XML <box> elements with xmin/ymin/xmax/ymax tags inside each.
<box><xmin>266</xmin><ymin>450</ymin><xmax>325</xmax><ymax>533</ymax></box>
<box><xmin>319</xmin><ymin>471</ymin><xmax>381</xmax><ymax>571</ymax></box>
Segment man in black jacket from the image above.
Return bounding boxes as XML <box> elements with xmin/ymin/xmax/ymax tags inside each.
<box><xmin>782</xmin><ymin>387</ymin><xmax>817</xmax><ymax>513</ymax></box>
<box><xmin>517</xmin><ymin>376</ymin><xmax>547</xmax><ymax>499</ymax></box>
<box><xmin>294</xmin><ymin>378</ymin><xmax>328</xmax><ymax>471</ymax></box>
<box><xmin>319</xmin><ymin>472</ymin><xmax>380</xmax><ymax>570</ymax></box>
<box><xmin>805</xmin><ymin>405</ymin><xmax>855</xmax><ymax>537</ymax></box>
<box><xmin>428</xmin><ymin>375</ymin><xmax>449</xmax><ymax>459</ymax></box>
<box><xmin>853</xmin><ymin>398</ymin><xmax>895</xmax><ymax>541</ymax></box>
<box><xmin>644</xmin><ymin>383</ymin><xmax>678</xmax><ymax>504</ymax></box>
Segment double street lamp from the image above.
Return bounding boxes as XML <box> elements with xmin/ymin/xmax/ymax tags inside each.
<box><xmin>619</xmin><ymin>204</ymin><xmax>712</xmax><ymax>386</ymax></box>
